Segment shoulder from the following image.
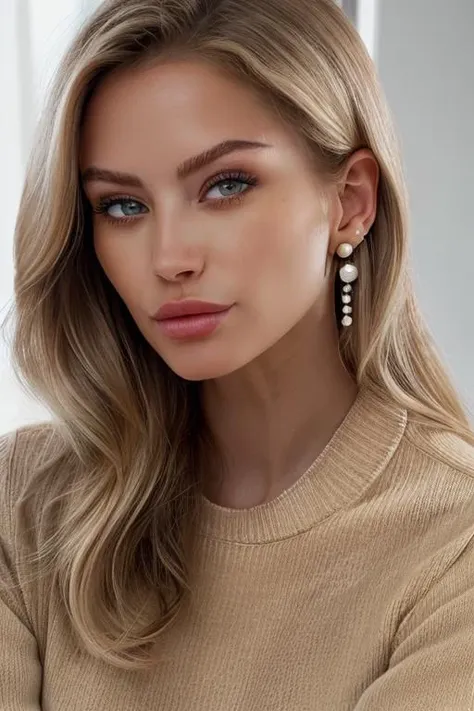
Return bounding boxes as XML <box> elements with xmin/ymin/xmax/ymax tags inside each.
<box><xmin>403</xmin><ymin>415</ymin><xmax>474</xmax><ymax>479</ymax></box>
<box><xmin>0</xmin><ymin>423</ymin><xmax>69</xmax><ymax>538</ymax></box>
<box><xmin>0</xmin><ymin>421</ymin><xmax>65</xmax><ymax>486</ymax></box>
<box><xmin>0</xmin><ymin>424</ymin><xmax>73</xmax><ymax>648</ymax></box>
<box><xmin>391</xmin><ymin>414</ymin><xmax>474</xmax><ymax>538</ymax></box>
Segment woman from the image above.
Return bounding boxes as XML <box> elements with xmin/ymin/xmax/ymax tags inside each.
<box><xmin>1</xmin><ymin>0</ymin><xmax>474</xmax><ymax>708</ymax></box>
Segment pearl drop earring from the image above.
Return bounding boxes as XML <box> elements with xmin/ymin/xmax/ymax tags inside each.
<box><xmin>337</xmin><ymin>228</ymin><xmax>362</xmax><ymax>327</ymax></box>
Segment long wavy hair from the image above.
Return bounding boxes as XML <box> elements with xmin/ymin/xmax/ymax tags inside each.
<box><xmin>4</xmin><ymin>0</ymin><xmax>473</xmax><ymax>670</ymax></box>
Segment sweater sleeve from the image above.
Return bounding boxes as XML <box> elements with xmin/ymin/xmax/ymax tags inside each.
<box><xmin>354</xmin><ymin>526</ymin><xmax>474</xmax><ymax>710</ymax></box>
<box><xmin>0</xmin><ymin>431</ymin><xmax>43</xmax><ymax>709</ymax></box>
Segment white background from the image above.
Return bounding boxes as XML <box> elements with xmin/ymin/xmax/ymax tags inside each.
<box><xmin>1</xmin><ymin>0</ymin><xmax>473</xmax><ymax>435</ymax></box>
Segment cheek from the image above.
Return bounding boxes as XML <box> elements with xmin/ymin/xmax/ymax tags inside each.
<box><xmin>93</xmin><ymin>234</ymin><xmax>144</xmax><ymax>312</ymax></box>
<box><xmin>225</xmin><ymin>209</ymin><xmax>330</xmax><ymax>360</ymax></box>
<box><xmin>291</xmin><ymin>221</ymin><xmax>329</xmax><ymax>284</ymax></box>
<box><xmin>240</xmin><ymin>204</ymin><xmax>329</xmax><ymax>301</ymax></box>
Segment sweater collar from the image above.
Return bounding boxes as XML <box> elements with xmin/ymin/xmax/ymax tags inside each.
<box><xmin>197</xmin><ymin>384</ymin><xmax>407</xmax><ymax>543</ymax></box>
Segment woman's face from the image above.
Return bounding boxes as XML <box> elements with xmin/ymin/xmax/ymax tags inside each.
<box><xmin>80</xmin><ymin>58</ymin><xmax>336</xmax><ymax>381</ymax></box>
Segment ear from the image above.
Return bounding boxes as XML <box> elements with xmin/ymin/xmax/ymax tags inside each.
<box><xmin>328</xmin><ymin>148</ymin><xmax>379</xmax><ymax>256</ymax></box>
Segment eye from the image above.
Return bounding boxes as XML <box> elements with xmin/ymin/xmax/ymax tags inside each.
<box><xmin>92</xmin><ymin>196</ymin><xmax>148</xmax><ymax>223</ymax></box>
<box><xmin>201</xmin><ymin>171</ymin><xmax>258</xmax><ymax>203</ymax></box>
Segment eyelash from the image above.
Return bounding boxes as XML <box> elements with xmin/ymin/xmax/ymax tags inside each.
<box><xmin>91</xmin><ymin>170</ymin><xmax>259</xmax><ymax>225</ymax></box>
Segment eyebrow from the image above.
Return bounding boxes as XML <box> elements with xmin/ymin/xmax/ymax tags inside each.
<box><xmin>81</xmin><ymin>139</ymin><xmax>271</xmax><ymax>188</ymax></box>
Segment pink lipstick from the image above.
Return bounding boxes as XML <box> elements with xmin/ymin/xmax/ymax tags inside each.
<box><xmin>152</xmin><ymin>300</ymin><xmax>233</xmax><ymax>340</ymax></box>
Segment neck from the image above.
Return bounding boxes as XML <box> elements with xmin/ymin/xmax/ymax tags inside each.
<box><xmin>199</xmin><ymin>306</ymin><xmax>358</xmax><ymax>509</ymax></box>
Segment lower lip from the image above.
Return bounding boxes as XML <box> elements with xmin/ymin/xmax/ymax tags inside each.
<box><xmin>154</xmin><ymin>307</ymin><xmax>233</xmax><ymax>340</ymax></box>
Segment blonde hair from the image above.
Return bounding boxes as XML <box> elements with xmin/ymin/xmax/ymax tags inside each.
<box><xmin>5</xmin><ymin>0</ymin><xmax>473</xmax><ymax>670</ymax></box>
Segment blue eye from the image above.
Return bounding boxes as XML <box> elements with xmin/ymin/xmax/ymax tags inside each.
<box><xmin>202</xmin><ymin>171</ymin><xmax>259</xmax><ymax>203</ymax></box>
<box><xmin>93</xmin><ymin>197</ymin><xmax>148</xmax><ymax>222</ymax></box>
<box><xmin>205</xmin><ymin>178</ymin><xmax>251</xmax><ymax>200</ymax></box>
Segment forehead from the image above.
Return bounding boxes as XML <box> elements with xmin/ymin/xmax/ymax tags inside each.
<box><xmin>79</xmin><ymin>58</ymin><xmax>309</xmax><ymax>175</ymax></box>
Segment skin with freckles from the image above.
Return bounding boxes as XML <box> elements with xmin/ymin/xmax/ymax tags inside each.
<box><xmin>80</xmin><ymin>58</ymin><xmax>379</xmax><ymax>508</ymax></box>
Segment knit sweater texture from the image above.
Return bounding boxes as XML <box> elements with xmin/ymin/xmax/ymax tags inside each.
<box><xmin>2</xmin><ymin>385</ymin><xmax>474</xmax><ymax>710</ymax></box>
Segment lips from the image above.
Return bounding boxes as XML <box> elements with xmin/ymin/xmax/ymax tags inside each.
<box><xmin>152</xmin><ymin>301</ymin><xmax>234</xmax><ymax>341</ymax></box>
<box><xmin>153</xmin><ymin>300</ymin><xmax>232</xmax><ymax>321</ymax></box>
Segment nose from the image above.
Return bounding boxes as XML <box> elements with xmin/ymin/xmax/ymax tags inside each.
<box><xmin>151</xmin><ymin>219</ymin><xmax>205</xmax><ymax>283</ymax></box>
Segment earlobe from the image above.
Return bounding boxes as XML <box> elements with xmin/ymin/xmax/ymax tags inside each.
<box><xmin>354</xmin><ymin>224</ymin><xmax>366</xmax><ymax>247</ymax></box>
<box><xmin>328</xmin><ymin>222</ymin><xmax>367</xmax><ymax>259</ymax></box>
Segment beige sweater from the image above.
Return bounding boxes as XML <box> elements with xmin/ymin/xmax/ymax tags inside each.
<box><xmin>2</xmin><ymin>386</ymin><xmax>474</xmax><ymax>710</ymax></box>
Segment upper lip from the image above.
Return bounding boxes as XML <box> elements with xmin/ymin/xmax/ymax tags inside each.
<box><xmin>153</xmin><ymin>299</ymin><xmax>233</xmax><ymax>320</ymax></box>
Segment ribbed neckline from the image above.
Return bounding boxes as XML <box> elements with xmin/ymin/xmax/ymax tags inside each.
<box><xmin>197</xmin><ymin>384</ymin><xmax>407</xmax><ymax>543</ymax></box>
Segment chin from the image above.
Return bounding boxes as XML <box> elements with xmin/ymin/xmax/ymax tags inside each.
<box><xmin>156</xmin><ymin>344</ymin><xmax>249</xmax><ymax>381</ymax></box>
<box><xmin>164</xmin><ymin>356</ymin><xmax>241</xmax><ymax>382</ymax></box>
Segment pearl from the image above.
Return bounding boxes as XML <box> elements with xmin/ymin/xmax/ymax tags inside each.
<box><xmin>339</xmin><ymin>264</ymin><xmax>359</xmax><ymax>283</ymax></box>
<box><xmin>343</xmin><ymin>285</ymin><xmax>352</xmax><ymax>293</ymax></box>
<box><xmin>342</xmin><ymin>316</ymin><xmax>353</xmax><ymax>327</ymax></box>
<box><xmin>342</xmin><ymin>306</ymin><xmax>353</xmax><ymax>314</ymax></box>
<box><xmin>337</xmin><ymin>243</ymin><xmax>353</xmax><ymax>258</ymax></box>
<box><xmin>342</xmin><ymin>294</ymin><xmax>351</xmax><ymax>304</ymax></box>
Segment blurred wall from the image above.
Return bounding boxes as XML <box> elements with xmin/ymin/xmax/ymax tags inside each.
<box><xmin>0</xmin><ymin>0</ymin><xmax>99</xmax><ymax>433</ymax></box>
<box><xmin>377</xmin><ymin>0</ymin><xmax>474</xmax><ymax>417</ymax></box>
